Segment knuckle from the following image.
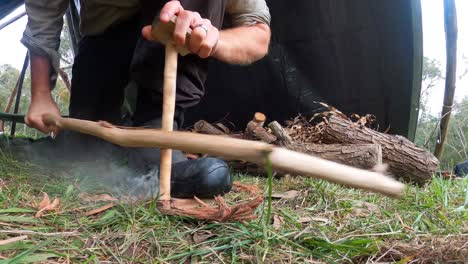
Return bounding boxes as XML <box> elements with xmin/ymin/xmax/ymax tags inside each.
<box><xmin>203</xmin><ymin>19</ymin><xmax>212</xmax><ymax>26</ymax></box>
<box><xmin>192</xmin><ymin>30</ymin><xmax>204</xmax><ymax>40</ymax></box>
<box><xmin>174</xmin><ymin>33</ymin><xmax>185</xmax><ymax>42</ymax></box>
<box><xmin>179</xmin><ymin>10</ymin><xmax>189</xmax><ymax>18</ymax></box>
<box><xmin>192</xmin><ymin>12</ymin><xmax>201</xmax><ymax>19</ymax></box>
<box><xmin>200</xmin><ymin>42</ymin><xmax>210</xmax><ymax>50</ymax></box>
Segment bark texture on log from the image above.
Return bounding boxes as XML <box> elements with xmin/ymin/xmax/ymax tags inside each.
<box><xmin>285</xmin><ymin>143</ymin><xmax>382</xmax><ymax>170</ymax></box>
<box><xmin>231</xmin><ymin>143</ymin><xmax>382</xmax><ymax>174</ymax></box>
<box><xmin>322</xmin><ymin>115</ymin><xmax>439</xmax><ymax>183</ymax></box>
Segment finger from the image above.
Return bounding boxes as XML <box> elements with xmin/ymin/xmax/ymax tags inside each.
<box><xmin>141</xmin><ymin>25</ymin><xmax>154</xmax><ymax>41</ymax></box>
<box><xmin>26</xmin><ymin>118</ymin><xmax>49</xmax><ymax>134</ymax></box>
<box><xmin>198</xmin><ymin>27</ymin><xmax>219</xmax><ymax>59</ymax></box>
<box><xmin>160</xmin><ymin>0</ymin><xmax>183</xmax><ymax>22</ymax></box>
<box><xmin>188</xmin><ymin>26</ymin><xmax>206</xmax><ymax>54</ymax></box>
<box><xmin>174</xmin><ymin>11</ymin><xmax>201</xmax><ymax>46</ymax></box>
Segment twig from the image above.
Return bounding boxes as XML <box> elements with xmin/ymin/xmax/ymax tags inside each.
<box><xmin>334</xmin><ymin>231</ymin><xmax>402</xmax><ymax>242</ymax></box>
<box><xmin>84</xmin><ymin>203</ymin><xmax>115</xmax><ymax>216</ymax></box>
<box><xmin>0</xmin><ymin>230</ymin><xmax>79</xmax><ymax>237</ymax></box>
<box><xmin>0</xmin><ymin>235</ymin><xmax>28</xmax><ymax>246</ymax></box>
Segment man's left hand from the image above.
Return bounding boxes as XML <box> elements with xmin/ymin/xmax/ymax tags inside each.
<box><xmin>142</xmin><ymin>0</ymin><xmax>219</xmax><ymax>59</ymax></box>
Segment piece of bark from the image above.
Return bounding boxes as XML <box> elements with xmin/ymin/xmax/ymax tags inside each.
<box><xmin>194</xmin><ymin>120</ymin><xmax>225</xmax><ymax>135</ymax></box>
<box><xmin>245</xmin><ymin>121</ymin><xmax>277</xmax><ymax>143</ymax></box>
<box><xmin>285</xmin><ymin>143</ymin><xmax>382</xmax><ymax>170</ymax></box>
<box><xmin>268</xmin><ymin>121</ymin><xmax>293</xmax><ymax>144</ymax></box>
<box><xmin>322</xmin><ymin>115</ymin><xmax>439</xmax><ymax>183</ymax></box>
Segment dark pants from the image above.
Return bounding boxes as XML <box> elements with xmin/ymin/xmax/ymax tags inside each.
<box><xmin>69</xmin><ymin>15</ymin><xmax>182</xmax><ymax>126</ymax></box>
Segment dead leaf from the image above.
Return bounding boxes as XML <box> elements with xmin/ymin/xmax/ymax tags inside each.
<box><xmin>35</xmin><ymin>192</ymin><xmax>59</xmax><ymax>218</ymax></box>
<box><xmin>298</xmin><ymin>216</ymin><xmax>329</xmax><ymax>224</ymax></box>
<box><xmin>272</xmin><ymin>215</ymin><xmax>285</xmax><ymax>231</ymax></box>
<box><xmin>84</xmin><ymin>203</ymin><xmax>115</xmax><ymax>216</ymax></box>
<box><xmin>38</xmin><ymin>192</ymin><xmax>50</xmax><ymax>209</ymax></box>
<box><xmin>78</xmin><ymin>193</ymin><xmax>117</xmax><ymax>203</ymax></box>
<box><xmin>192</xmin><ymin>231</ymin><xmax>216</xmax><ymax>244</ymax></box>
<box><xmin>272</xmin><ymin>190</ymin><xmax>300</xmax><ymax>200</ymax></box>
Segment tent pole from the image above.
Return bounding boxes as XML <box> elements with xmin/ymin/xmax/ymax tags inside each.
<box><xmin>434</xmin><ymin>0</ymin><xmax>458</xmax><ymax>159</ymax></box>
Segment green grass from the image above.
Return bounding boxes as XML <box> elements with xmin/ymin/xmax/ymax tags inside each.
<box><xmin>0</xmin><ymin>151</ymin><xmax>467</xmax><ymax>263</ymax></box>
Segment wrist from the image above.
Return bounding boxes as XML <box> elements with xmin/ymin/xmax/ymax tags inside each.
<box><xmin>31</xmin><ymin>89</ymin><xmax>53</xmax><ymax>101</ymax></box>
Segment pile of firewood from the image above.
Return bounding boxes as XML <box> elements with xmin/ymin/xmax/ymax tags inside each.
<box><xmin>190</xmin><ymin>106</ymin><xmax>439</xmax><ymax>184</ymax></box>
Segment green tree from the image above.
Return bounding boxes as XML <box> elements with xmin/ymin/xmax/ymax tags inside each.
<box><xmin>415</xmin><ymin>57</ymin><xmax>443</xmax><ymax>151</ymax></box>
<box><xmin>0</xmin><ymin>64</ymin><xmax>20</xmax><ymax>108</ymax></box>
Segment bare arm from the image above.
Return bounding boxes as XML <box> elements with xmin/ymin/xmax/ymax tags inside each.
<box><xmin>213</xmin><ymin>23</ymin><xmax>270</xmax><ymax>65</ymax></box>
<box><xmin>22</xmin><ymin>0</ymin><xmax>68</xmax><ymax>133</ymax></box>
<box><xmin>24</xmin><ymin>53</ymin><xmax>60</xmax><ymax>133</ymax></box>
<box><xmin>142</xmin><ymin>0</ymin><xmax>271</xmax><ymax>65</ymax></box>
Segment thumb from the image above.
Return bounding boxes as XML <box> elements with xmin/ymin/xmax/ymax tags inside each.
<box><xmin>141</xmin><ymin>26</ymin><xmax>155</xmax><ymax>41</ymax></box>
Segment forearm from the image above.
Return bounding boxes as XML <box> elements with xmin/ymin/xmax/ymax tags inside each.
<box><xmin>212</xmin><ymin>23</ymin><xmax>271</xmax><ymax>65</ymax></box>
<box><xmin>30</xmin><ymin>53</ymin><xmax>53</xmax><ymax>100</ymax></box>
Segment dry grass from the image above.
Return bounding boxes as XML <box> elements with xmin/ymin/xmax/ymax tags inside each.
<box><xmin>0</xmin><ymin>149</ymin><xmax>467</xmax><ymax>263</ymax></box>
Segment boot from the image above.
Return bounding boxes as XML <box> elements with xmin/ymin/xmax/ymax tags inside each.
<box><xmin>125</xmin><ymin>157</ymin><xmax>232</xmax><ymax>199</ymax></box>
<box><xmin>171</xmin><ymin>157</ymin><xmax>232</xmax><ymax>198</ymax></box>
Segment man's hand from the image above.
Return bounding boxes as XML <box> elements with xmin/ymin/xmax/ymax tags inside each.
<box><xmin>25</xmin><ymin>93</ymin><xmax>60</xmax><ymax>134</ymax></box>
<box><xmin>142</xmin><ymin>0</ymin><xmax>219</xmax><ymax>59</ymax></box>
<box><xmin>25</xmin><ymin>53</ymin><xmax>60</xmax><ymax>134</ymax></box>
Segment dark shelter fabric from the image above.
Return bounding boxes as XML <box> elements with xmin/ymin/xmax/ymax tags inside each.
<box><xmin>0</xmin><ymin>0</ymin><xmax>23</xmax><ymax>21</ymax></box>
<box><xmin>184</xmin><ymin>0</ymin><xmax>422</xmax><ymax>140</ymax></box>
<box><xmin>454</xmin><ymin>161</ymin><xmax>468</xmax><ymax>177</ymax></box>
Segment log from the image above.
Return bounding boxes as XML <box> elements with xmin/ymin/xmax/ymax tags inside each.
<box><xmin>322</xmin><ymin>115</ymin><xmax>439</xmax><ymax>183</ymax></box>
<box><xmin>268</xmin><ymin>120</ymin><xmax>380</xmax><ymax>169</ymax></box>
<box><xmin>245</xmin><ymin>120</ymin><xmax>277</xmax><ymax>143</ymax></box>
<box><xmin>285</xmin><ymin>143</ymin><xmax>382</xmax><ymax>170</ymax></box>
<box><xmin>230</xmin><ymin>143</ymin><xmax>382</xmax><ymax>175</ymax></box>
<box><xmin>194</xmin><ymin>120</ymin><xmax>225</xmax><ymax>135</ymax></box>
<box><xmin>253</xmin><ymin>112</ymin><xmax>266</xmax><ymax>126</ymax></box>
<box><xmin>43</xmin><ymin>114</ymin><xmax>406</xmax><ymax>198</ymax></box>
<box><xmin>268</xmin><ymin>121</ymin><xmax>293</xmax><ymax>144</ymax></box>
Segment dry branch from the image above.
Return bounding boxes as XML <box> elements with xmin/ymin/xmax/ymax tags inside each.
<box><xmin>268</xmin><ymin>121</ymin><xmax>293</xmax><ymax>144</ymax></box>
<box><xmin>43</xmin><ymin>114</ymin><xmax>406</xmax><ymax>198</ymax></box>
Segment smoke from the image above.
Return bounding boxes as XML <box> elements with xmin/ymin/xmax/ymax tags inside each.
<box><xmin>0</xmin><ymin>132</ymin><xmax>160</xmax><ymax>200</ymax></box>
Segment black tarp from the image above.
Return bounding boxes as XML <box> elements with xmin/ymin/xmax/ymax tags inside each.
<box><xmin>0</xmin><ymin>0</ymin><xmax>23</xmax><ymax>21</ymax></box>
<box><xmin>185</xmin><ymin>0</ymin><xmax>423</xmax><ymax>140</ymax></box>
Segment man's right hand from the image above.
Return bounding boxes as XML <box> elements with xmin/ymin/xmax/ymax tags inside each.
<box><xmin>25</xmin><ymin>94</ymin><xmax>60</xmax><ymax>134</ymax></box>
